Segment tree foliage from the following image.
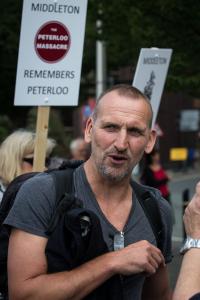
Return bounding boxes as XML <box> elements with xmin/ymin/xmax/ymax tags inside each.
<box><xmin>0</xmin><ymin>0</ymin><xmax>22</xmax><ymax>114</ymax></box>
<box><xmin>27</xmin><ymin>108</ymin><xmax>71</xmax><ymax>157</ymax></box>
<box><xmin>89</xmin><ymin>0</ymin><xmax>200</xmax><ymax>94</ymax></box>
<box><xmin>0</xmin><ymin>0</ymin><xmax>199</xmax><ymax>124</ymax></box>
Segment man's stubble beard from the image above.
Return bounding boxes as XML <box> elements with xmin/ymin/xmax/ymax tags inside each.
<box><xmin>98</xmin><ymin>164</ymin><xmax>131</xmax><ymax>182</ymax></box>
<box><xmin>94</xmin><ymin>154</ymin><xmax>134</xmax><ymax>183</ymax></box>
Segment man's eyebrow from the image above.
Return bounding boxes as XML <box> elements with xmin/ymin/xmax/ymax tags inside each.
<box><xmin>128</xmin><ymin>126</ymin><xmax>146</xmax><ymax>133</ymax></box>
<box><xmin>101</xmin><ymin>121</ymin><xmax>119</xmax><ymax>126</ymax></box>
<box><xmin>101</xmin><ymin>121</ymin><xmax>147</xmax><ymax>133</ymax></box>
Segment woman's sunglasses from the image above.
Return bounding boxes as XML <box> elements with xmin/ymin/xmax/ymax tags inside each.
<box><xmin>23</xmin><ymin>157</ymin><xmax>50</xmax><ymax>167</ymax></box>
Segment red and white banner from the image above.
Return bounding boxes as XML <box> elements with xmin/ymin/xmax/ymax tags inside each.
<box><xmin>14</xmin><ymin>0</ymin><xmax>88</xmax><ymax>106</ymax></box>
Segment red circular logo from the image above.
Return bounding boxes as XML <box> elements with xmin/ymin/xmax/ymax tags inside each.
<box><xmin>34</xmin><ymin>21</ymin><xmax>71</xmax><ymax>63</ymax></box>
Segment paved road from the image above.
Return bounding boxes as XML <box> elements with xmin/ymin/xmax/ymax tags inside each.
<box><xmin>169</xmin><ymin>171</ymin><xmax>199</xmax><ymax>241</ymax></box>
<box><xmin>168</xmin><ymin>170</ymin><xmax>200</xmax><ymax>289</ymax></box>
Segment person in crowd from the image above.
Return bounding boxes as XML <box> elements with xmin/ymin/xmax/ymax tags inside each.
<box><xmin>140</xmin><ymin>148</ymin><xmax>170</xmax><ymax>201</ymax></box>
<box><xmin>0</xmin><ymin>129</ymin><xmax>56</xmax><ymax>203</ymax></box>
<box><xmin>5</xmin><ymin>85</ymin><xmax>173</xmax><ymax>299</ymax></box>
<box><xmin>69</xmin><ymin>137</ymin><xmax>90</xmax><ymax>161</ymax></box>
<box><xmin>48</xmin><ymin>156</ymin><xmax>66</xmax><ymax>169</ymax></box>
<box><xmin>173</xmin><ymin>181</ymin><xmax>200</xmax><ymax>300</ymax></box>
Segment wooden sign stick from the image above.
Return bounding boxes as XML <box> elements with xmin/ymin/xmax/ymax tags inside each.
<box><xmin>33</xmin><ymin>106</ymin><xmax>50</xmax><ymax>172</ymax></box>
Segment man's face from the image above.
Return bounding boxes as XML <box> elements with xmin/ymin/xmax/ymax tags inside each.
<box><xmin>85</xmin><ymin>91</ymin><xmax>156</xmax><ymax>182</ymax></box>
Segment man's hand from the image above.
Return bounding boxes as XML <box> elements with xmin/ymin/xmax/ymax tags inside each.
<box><xmin>183</xmin><ymin>182</ymin><xmax>200</xmax><ymax>238</ymax></box>
<box><xmin>8</xmin><ymin>230</ymin><xmax>164</xmax><ymax>300</ymax></box>
<box><xmin>111</xmin><ymin>240</ymin><xmax>165</xmax><ymax>276</ymax></box>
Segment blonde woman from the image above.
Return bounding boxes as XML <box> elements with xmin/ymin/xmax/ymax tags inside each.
<box><xmin>0</xmin><ymin>129</ymin><xmax>56</xmax><ymax>203</ymax></box>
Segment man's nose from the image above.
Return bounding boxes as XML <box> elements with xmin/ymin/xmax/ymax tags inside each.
<box><xmin>114</xmin><ymin>130</ymin><xmax>128</xmax><ymax>151</ymax></box>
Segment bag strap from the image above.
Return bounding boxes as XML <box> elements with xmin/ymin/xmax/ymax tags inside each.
<box><xmin>131</xmin><ymin>180</ymin><xmax>163</xmax><ymax>251</ymax></box>
<box><xmin>46</xmin><ymin>160</ymin><xmax>83</xmax><ymax>234</ymax></box>
<box><xmin>0</xmin><ymin>172</ymin><xmax>40</xmax><ymax>226</ymax></box>
<box><xmin>49</xmin><ymin>160</ymin><xmax>83</xmax><ymax>202</ymax></box>
<box><xmin>48</xmin><ymin>163</ymin><xmax>163</xmax><ymax>250</ymax></box>
<box><xmin>50</xmin><ymin>168</ymin><xmax>75</xmax><ymax>202</ymax></box>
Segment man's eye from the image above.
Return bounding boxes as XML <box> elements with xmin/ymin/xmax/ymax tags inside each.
<box><xmin>129</xmin><ymin>129</ymin><xmax>143</xmax><ymax>136</ymax></box>
<box><xmin>104</xmin><ymin>125</ymin><xmax>117</xmax><ymax>131</ymax></box>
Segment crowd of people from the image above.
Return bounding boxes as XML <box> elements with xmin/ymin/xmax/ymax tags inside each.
<box><xmin>0</xmin><ymin>130</ymin><xmax>90</xmax><ymax>205</ymax></box>
<box><xmin>0</xmin><ymin>84</ymin><xmax>199</xmax><ymax>300</ymax></box>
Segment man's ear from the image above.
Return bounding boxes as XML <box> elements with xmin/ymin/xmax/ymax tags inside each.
<box><xmin>144</xmin><ymin>130</ymin><xmax>157</xmax><ymax>154</ymax></box>
<box><xmin>84</xmin><ymin>117</ymin><xmax>93</xmax><ymax>143</ymax></box>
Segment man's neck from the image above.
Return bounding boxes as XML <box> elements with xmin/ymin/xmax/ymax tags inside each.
<box><xmin>83</xmin><ymin>159</ymin><xmax>131</xmax><ymax>202</ymax></box>
<box><xmin>83</xmin><ymin>160</ymin><xmax>133</xmax><ymax>232</ymax></box>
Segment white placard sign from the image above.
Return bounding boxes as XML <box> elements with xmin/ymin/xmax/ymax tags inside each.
<box><xmin>14</xmin><ymin>0</ymin><xmax>88</xmax><ymax>106</ymax></box>
<box><xmin>180</xmin><ymin>110</ymin><xmax>200</xmax><ymax>132</ymax></box>
<box><xmin>132</xmin><ymin>48</ymin><xmax>172</xmax><ymax>126</ymax></box>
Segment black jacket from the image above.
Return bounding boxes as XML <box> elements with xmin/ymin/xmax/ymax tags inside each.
<box><xmin>45</xmin><ymin>194</ymin><xmax>123</xmax><ymax>300</ymax></box>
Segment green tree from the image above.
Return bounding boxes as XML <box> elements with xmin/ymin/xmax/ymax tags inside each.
<box><xmin>0</xmin><ymin>115</ymin><xmax>13</xmax><ymax>143</ymax></box>
<box><xmin>0</xmin><ymin>0</ymin><xmax>200</xmax><ymax>126</ymax></box>
<box><xmin>92</xmin><ymin>0</ymin><xmax>200</xmax><ymax>95</ymax></box>
<box><xmin>0</xmin><ymin>0</ymin><xmax>22</xmax><ymax>114</ymax></box>
<box><xmin>27</xmin><ymin>108</ymin><xmax>71</xmax><ymax>158</ymax></box>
